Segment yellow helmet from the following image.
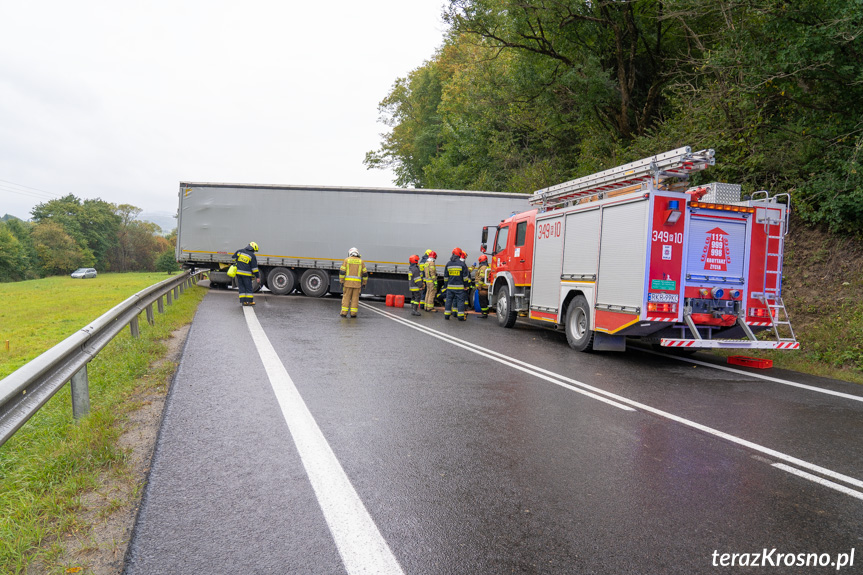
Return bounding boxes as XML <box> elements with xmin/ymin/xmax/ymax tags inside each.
<box><xmin>249</xmin><ymin>242</ymin><xmax>259</xmax><ymax>252</ymax></box>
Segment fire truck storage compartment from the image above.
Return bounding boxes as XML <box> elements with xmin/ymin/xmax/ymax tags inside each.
<box><xmin>562</xmin><ymin>207</ymin><xmax>601</xmax><ymax>281</ymax></box>
<box><xmin>531</xmin><ymin>213</ymin><xmax>565</xmax><ymax>311</ymax></box>
<box><xmin>596</xmin><ymin>198</ymin><xmax>650</xmax><ymax>311</ymax></box>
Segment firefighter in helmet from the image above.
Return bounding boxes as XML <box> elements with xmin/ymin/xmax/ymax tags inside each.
<box><xmin>461</xmin><ymin>249</ymin><xmax>474</xmax><ymax>313</ymax></box>
<box><xmin>339</xmin><ymin>247</ymin><xmax>368</xmax><ymax>318</ymax></box>
<box><xmin>475</xmin><ymin>254</ymin><xmax>490</xmax><ymax>318</ymax></box>
<box><xmin>443</xmin><ymin>247</ymin><xmax>470</xmax><ymax>321</ymax></box>
<box><xmin>408</xmin><ymin>254</ymin><xmax>423</xmax><ymax>316</ymax></box>
<box><xmin>232</xmin><ymin>241</ymin><xmax>260</xmax><ymax>306</ymax></box>
<box><xmin>423</xmin><ymin>250</ymin><xmax>438</xmax><ymax>312</ymax></box>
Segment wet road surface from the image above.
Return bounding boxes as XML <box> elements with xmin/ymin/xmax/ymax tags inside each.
<box><xmin>124</xmin><ymin>289</ymin><xmax>863</xmax><ymax>574</ymax></box>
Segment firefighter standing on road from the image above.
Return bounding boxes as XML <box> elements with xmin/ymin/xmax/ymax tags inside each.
<box><xmin>423</xmin><ymin>251</ymin><xmax>437</xmax><ymax>312</ymax></box>
<box><xmin>475</xmin><ymin>254</ymin><xmax>490</xmax><ymax>318</ymax></box>
<box><xmin>339</xmin><ymin>247</ymin><xmax>368</xmax><ymax>318</ymax></box>
<box><xmin>408</xmin><ymin>255</ymin><xmax>423</xmax><ymax>316</ymax></box>
<box><xmin>444</xmin><ymin>247</ymin><xmax>470</xmax><ymax>321</ymax></box>
<box><xmin>232</xmin><ymin>242</ymin><xmax>260</xmax><ymax>306</ymax></box>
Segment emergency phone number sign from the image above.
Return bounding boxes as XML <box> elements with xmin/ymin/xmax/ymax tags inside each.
<box><xmin>701</xmin><ymin>227</ymin><xmax>731</xmax><ymax>272</ymax></box>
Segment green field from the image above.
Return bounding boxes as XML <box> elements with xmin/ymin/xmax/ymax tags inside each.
<box><xmin>0</xmin><ymin>273</ymin><xmax>206</xmax><ymax>573</ymax></box>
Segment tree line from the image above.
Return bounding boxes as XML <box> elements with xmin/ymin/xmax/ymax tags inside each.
<box><xmin>0</xmin><ymin>195</ymin><xmax>179</xmax><ymax>282</ymax></box>
<box><xmin>366</xmin><ymin>0</ymin><xmax>863</xmax><ymax>236</ymax></box>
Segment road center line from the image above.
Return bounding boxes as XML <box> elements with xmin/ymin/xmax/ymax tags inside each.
<box><xmin>361</xmin><ymin>304</ymin><xmax>633</xmax><ymax>411</ymax></box>
<box><xmin>243</xmin><ymin>307</ymin><xmax>404</xmax><ymax>575</ymax></box>
<box><xmin>642</xmin><ymin>348</ymin><xmax>863</xmax><ymax>404</ymax></box>
<box><xmin>364</xmin><ymin>304</ymin><xmax>863</xmax><ymax>494</ymax></box>
<box><xmin>773</xmin><ymin>464</ymin><xmax>863</xmax><ymax>501</ymax></box>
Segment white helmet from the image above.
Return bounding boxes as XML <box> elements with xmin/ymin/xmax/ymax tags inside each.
<box><xmin>349</xmin><ymin>247</ymin><xmax>359</xmax><ymax>257</ymax></box>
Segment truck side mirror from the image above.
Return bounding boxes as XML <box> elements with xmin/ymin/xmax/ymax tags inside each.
<box><xmin>481</xmin><ymin>227</ymin><xmax>488</xmax><ymax>244</ymax></box>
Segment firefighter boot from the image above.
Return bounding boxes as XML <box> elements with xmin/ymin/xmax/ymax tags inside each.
<box><xmin>411</xmin><ymin>303</ymin><xmax>421</xmax><ymax>316</ymax></box>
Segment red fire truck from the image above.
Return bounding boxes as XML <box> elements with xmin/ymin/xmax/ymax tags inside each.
<box><xmin>480</xmin><ymin>146</ymin><xmax>799</xmax><ymax>352</ymax></box>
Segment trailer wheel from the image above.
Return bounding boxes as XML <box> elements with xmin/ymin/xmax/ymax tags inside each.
<box><xmin>496</xmin><ymin>286</ymin><xmax>517</xmax><ymax>328</ymax></box>
<box><xmin>267</xmin><ymin>267</ymin><xmax>296</xmax><ymax>295</ymax></box>
<box><xmin>565</xmin><ymin>296</ymin><xmax>594</xmax><ymax>352</ymax></box>
<box><xmin>300</xmin><ymin>269</ymin><xmax>329</xmax><ymax>297</ymax></box>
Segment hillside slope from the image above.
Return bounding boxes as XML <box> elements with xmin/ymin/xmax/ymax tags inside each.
<box><xmin>761</xmin><ymin>217</ymin><xmax>863</xmax><ymax>382</ymax></box>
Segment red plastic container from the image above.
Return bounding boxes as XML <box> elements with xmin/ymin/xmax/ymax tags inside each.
<box><xmin>727</xmin><ymin>356</ymin><xmax>773</xmax><ymax>369</ymax></box>
<box><xmin>385</xmin><ymin>294</ymin><xmax>395</xmax><ymax>306</ymax></box>
<box><xmin>394</xmin><ymin>295</ymin><xmax>405</xmax><ymax>308</ymax></box>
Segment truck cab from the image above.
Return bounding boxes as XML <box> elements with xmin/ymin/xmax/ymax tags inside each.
<box><xmin>482</xmin><ymin>210</ymin><xmax>537</xmax><ymax>327</ymax></box>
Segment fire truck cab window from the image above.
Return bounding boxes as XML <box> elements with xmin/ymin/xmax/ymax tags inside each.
<box><xmin>494</xmin><ymin>226</ymin><xmax>509</xmax><ymax>254</ymax></box>
<box><xmin>515</xmin><ymin>221</ymin><xmax>527</xmax><ymax>247</ymax></box>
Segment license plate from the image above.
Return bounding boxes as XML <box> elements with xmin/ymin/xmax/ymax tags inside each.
<box><xmin>648</xmin><ymin>293</ymin><xmax>679</xmax><ymax>303</ymax></box>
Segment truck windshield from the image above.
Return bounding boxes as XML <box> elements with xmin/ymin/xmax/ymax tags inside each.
<box><xmin>494</xmin><ymin>226</ymin><xmax>509</xmax><ymax>254</ymax></box>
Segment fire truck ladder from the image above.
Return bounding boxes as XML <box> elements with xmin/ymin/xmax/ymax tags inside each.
<box><xmin>529</xmin><ymin>146</ymin><xmax>716</xmax><ymax>208</ymax></box>
<box><xmin>752</xmin><ymin>192</ymin><xmax>797</xmax><ymax>345</ymax></box>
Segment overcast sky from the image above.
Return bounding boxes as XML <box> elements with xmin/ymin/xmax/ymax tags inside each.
<box><xmin>0</xmin><ymin>1</ymin><xmax>447</xmax><ymax>221</ymax></box>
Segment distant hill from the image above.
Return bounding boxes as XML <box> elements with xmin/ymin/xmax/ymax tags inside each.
<box><xmin>140</xmin><ymin>211</ymin><xmax>176</xmax><ymax>236</ymax></box>
<box><xmin>1</xmin><ymin>214</ymin><xmax>23</xmax><ymax>223</ymax></box>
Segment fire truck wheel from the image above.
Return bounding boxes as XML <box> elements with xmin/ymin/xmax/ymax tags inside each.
<box><xmin>300</xmin><ymin>269</ymin><xmax>329</xmax><ymax>297</ymax></box>
<box><xmin>496</xmin><ymin>286</ymin><xmax>517</xmax><ymax>328</ymax></box>
<box><xmin>565</xmin><ymin>296</ymin><xmax>594</xmax><ymax>352</ymax></box>
<box><xmin>267</xmin><ymin>267</ymin><xmax>296</xmax><ymax>295</ymax></box>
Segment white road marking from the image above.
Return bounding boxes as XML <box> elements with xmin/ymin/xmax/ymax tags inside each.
<box><xmin>243</xmin><ymin>307</ymin><xmax>404</xmax><ymax>575</ymax></box>
<box><xmin>364</xmin><ymin>304</ymin><xmax>863</xmax><ymax>495</ymax></box>
<box><xmin>362</xmin><ymin>305</ymin><xmax>634</xmax><ymax>411</ymax></box>
<box><xmin>643</xmin><ymin>348</ymin><xmax>863</xmax><ymax>404</ymax></box>
<box><xmin>773</xmin><ymin>464</ymin><xmax>863</xmax><ymax>501</ymax></box>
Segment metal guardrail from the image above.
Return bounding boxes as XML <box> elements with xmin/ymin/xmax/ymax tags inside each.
<box><xmin>0</xmin><ymin>270</ymin><xmax>206</xmax><ymax>448</ymax></box>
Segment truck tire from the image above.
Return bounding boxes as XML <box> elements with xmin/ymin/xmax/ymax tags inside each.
<box><xmin>565</xmin><ymin>295</ymin><xmax>594</xmax><ymax>352</ymax></box>
<box><xmin>267</xmin><ymin>267</ymin><xmax>296</xmax><ymax>295</ymax></box>
<box><xmin>300</xmin><ymin>269</ymin><xmax>329</xmax><ymax>297</ymax></box>
<box><xmin>496</xmin><ymin>286</ymin><xmax>517</xmax><ymax>328</ymax></box>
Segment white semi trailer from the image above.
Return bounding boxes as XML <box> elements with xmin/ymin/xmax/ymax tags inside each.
<box><xmin>176</xmin><ymin>182</ymin><xmax>528</xmax><ymax>297</ymax></box>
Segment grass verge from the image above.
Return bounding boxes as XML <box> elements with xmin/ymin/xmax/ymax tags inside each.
<box><xmin>0</xmin><ymin>273</ymin><xmax>206</xmax><ymax>574</ymax></box>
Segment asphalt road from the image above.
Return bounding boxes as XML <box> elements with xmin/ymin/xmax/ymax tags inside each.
<box><xmin>123</xmin><ymin>289</ymin><xmax>863</xmax><ymax>574</ymax></box>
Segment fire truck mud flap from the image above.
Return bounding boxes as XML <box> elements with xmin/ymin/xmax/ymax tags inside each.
<box><xmin>592</xmin><ymin>333</ymin><xmax>626</xmax><ymax>352</ymax></box>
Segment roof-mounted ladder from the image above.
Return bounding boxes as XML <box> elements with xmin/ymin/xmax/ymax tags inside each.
<box><xmin>529</xmin><ymin>146</ymin><xmax>716</xmax><ymax>208</ymax></box>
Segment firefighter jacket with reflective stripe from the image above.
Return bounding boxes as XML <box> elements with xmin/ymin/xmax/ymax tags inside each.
<box><xmin>232</xmin><ymin>247</ymin><xmax>259</xmax><ymax>277</ymax></box>
<box><xmin>424</xmin><ymin>258</ymin><xmax>436</xmax><ymax>282</ymax></box>
<box><xmin>419</xmin><ymin>253</ymin><xmax>429</xmax><ymax>275</ymax></box>
<box><xmin>408</xmin><ymin>263</ymin><xmax>423</xmax><ymax>291</ymax></box>
<box><xmin>475</xmin><ymin>264</ymin><xmax>489</xmax><ymax>290</ymax></box>
<box><xmin>444</xmin><ymin>255</ymin><xmax>470</xmax><ymax>290</ymax></box>
<box><xmin>340</xmin><ymin>257</ymin><xmax>368</xmax><ymax>287</ymax></box>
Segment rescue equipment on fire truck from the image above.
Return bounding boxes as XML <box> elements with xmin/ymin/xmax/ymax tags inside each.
<box><xmin>530</xmin><ymin>146</ymin><xmax>716</xmax><ymax>209</ymax></box>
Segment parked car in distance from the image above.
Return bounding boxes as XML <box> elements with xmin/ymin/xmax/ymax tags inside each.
<box><xmin>71</xmin><ymin>268</ymin><xmax>97</xmax><ymax>279</ymax></box>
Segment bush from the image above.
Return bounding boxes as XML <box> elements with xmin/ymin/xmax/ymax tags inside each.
<box><xmin>155</xmin><ymin>250</ymin><xmax>180</xmax><ymax>273</ymax></box>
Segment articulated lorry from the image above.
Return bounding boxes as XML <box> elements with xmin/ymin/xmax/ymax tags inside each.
<box><xmin>176</xmin><ymin>182</ymin><xmax>528</xmax><ymax>297</ymax></box>
<box><xmin>481</xmin><ymin>146</ymin><xmax>799</xmax><ymax>352</ymax></box>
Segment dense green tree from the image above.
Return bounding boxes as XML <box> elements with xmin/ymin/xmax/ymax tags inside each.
<box><xmin>0</xmin><ymin>222</ymin><xmax>29</xmax><ymax>281</ymax></box>
<box><xmin>30</xmin><ymin>195</ymin><xmax>120</xmax><ymax>269</ymax></box>
<box><xmin>31</xmin><ymin>221</ymin><xmax>94</xmax><ymax>275</ymax></box>
<box><xmin>368</xmin><ymin>0</ymin><xmax>863</xmax><ymax>235</ymax></box>
<box><xmin>2</xmin><ymin>218</ymin><xmax>38</xmax><ymax>280</ymax></box>
<box><xmin>364</xmin><ymin>60</ymin><xmax>447</xmax><ymax>187</ymax></box>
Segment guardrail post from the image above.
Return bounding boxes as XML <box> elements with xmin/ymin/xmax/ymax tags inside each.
<box><xmin>173</xmin><ymin>286</ymin><xmax>180</xmax><ymax>300</ymax></box>
<box><xmin>146</xmin><ymin>304</ymin><xmax>155</xmax><ymax>326</ymax></box>
<box><xmin>130</xmin><ymin>316</ymin><xmax>140</xmax><ymax>339</ymax></box>
<box><xmin>166</xmin><ymin>290</ymin><xmax>173</xmax><ymax>306</ymax></box>
<box><xmin>71</xmin><ymin>366</ymin><xmax>90</xmax><ymax>419</ymax></box>
<box><xmin>157</xmin><ymin>295</ymin><xmax>165</xmax><ymax>314</ymax></box>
